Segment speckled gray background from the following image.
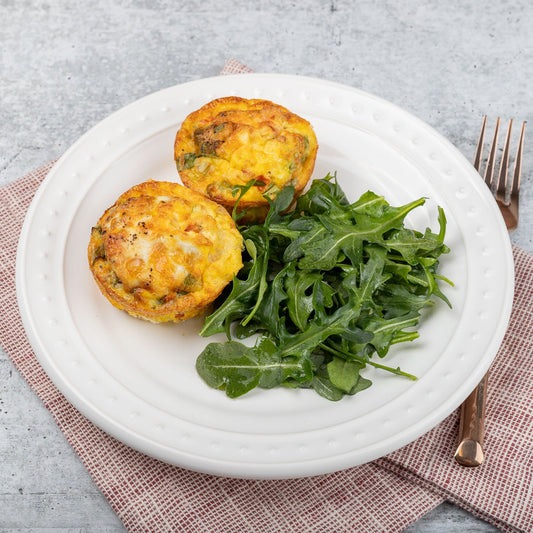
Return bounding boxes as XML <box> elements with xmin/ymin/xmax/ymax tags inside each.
<box><xmin>2</xmin><ymin>0</ymin><xmax>532</xmax><ymax>531</ymax></box>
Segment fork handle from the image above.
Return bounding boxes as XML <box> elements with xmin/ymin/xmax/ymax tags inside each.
<box><xmin>454</xmin><ymin>373</ymin><xmax>488</xmax><ymax>466</ymax></box>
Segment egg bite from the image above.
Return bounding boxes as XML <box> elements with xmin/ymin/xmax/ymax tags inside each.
<box><xmin>174</xmin><ymin>96</ymin><xmax>318</xmax><ymax>221</ymax></box>
<box><xmin>88</xmin><ymin>180</ymin><xmax>243</xmax><ymax>323</ymax></box>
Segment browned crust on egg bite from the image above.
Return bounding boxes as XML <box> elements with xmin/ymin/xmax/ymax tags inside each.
<box><xmin>174</xmin><ymin>96</ymin><xmax>318</xmax><ymax>221</ymax></box>
<box><xmin>88</xmin><ymin>180</ymin><xmax>243</xmax><ymax>323</ymax></box>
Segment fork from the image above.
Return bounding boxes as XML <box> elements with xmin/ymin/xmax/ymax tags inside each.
<box><xmin>454</xmin><ymin>116</ymin><xmax>526</xmax><ymax>467</ymax></box>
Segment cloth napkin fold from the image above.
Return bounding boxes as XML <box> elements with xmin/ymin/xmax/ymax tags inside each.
<box><xmin>1</xmin><ymin>58</ymin><xmax>531</xmax><ymax>533</ymax></box>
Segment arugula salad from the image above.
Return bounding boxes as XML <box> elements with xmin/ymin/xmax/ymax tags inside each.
<box><xmin>197</xmin><ymin>174</ymin><xmax>452</xmax><ymax>401</ymax></box>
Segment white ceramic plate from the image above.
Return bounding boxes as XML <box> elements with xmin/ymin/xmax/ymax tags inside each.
<box><xmin>16</xmin><ymin>74</ymin><xmax>514</xmax><ymax>479</ymax></box>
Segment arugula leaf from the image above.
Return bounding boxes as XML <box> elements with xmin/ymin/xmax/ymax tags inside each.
<box><xmin>196</xmin><ymin>337</ymin><xmax>311</xmax><ymax>398</ymax></box>
<box><xmin>285</xmin><ymin>268</ymin><xmax>321</xmax><ymax>331</ymax></box>
<box><xmin>295</xmin><ymin>172</ymin><xmax>349</xmax><ymax>216</ymax></box>
<box><xmin>196</xmin><ymin>174</ymin><xmax>451</xmax><ymax>400</ymax></box>
<box><xmin>252</xmin><ymin>264</ymin><xmax>290</xmax><ymax>339</ymax></box>
<box><xmin>359</xmin><ymin>311</ymin><xmax>421</xmax><ymax>358</ymax></box>
<box><xmin>312</xmin><ymin>375</ymin><xmax>346</xmax><ymax>401</ymax></box>
<box><xmin>327</xmin><ymin>357</ymin><xmax>366</xmax><ymax>393</ymax></box>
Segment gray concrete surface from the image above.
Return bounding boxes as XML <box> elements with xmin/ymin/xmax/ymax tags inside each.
<box><xmin>2</xmin><ymin>0</ymin><xmax>532</xmax><ymax>531</ymax></box>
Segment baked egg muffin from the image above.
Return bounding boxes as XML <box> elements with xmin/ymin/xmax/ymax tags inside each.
<box><xmin>88</xmin><ymin>180</ymin><xmax>243</xmax><ymax>323</ymax></box>
<box><xmin>174</xmin><ymin>96</ymin><xmax>318</xmax><ymax>220</ymax></box>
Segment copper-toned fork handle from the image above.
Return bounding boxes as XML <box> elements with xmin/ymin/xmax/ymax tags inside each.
<box><xmin>454</xmin><ymin>373</ymin><xmax>488</xmax><ymax>466</ymax></box>
<box><xmin>454</xmin><ymin>117</ymin><xmax>490</xmax><ymax>468</ymax></box>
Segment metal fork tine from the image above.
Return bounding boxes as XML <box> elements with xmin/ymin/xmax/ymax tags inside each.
<box><xmin>496</xmin><ymin>119</ymin><xmax>513</xmax><ymax>202</ymax></box>
<box><xmin>473</xmin><ymin>115</ymin><xmax>487</xmax><ymax>172</ymax></box>
<box><xmin>484</xmin><ymin>117</ymin><xmax>501</xmax><ymax>190</ymax></box>
<box><xmin>511</xmin><ymin>121</ymin><xmax>526</xmax><ymax>199</ymax></box>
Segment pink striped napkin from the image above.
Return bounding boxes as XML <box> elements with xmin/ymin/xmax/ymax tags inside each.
<box><xmin>1</xmin><ymin>59</ymin><xmax>531</xmax><ymax>532</ymax></box>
